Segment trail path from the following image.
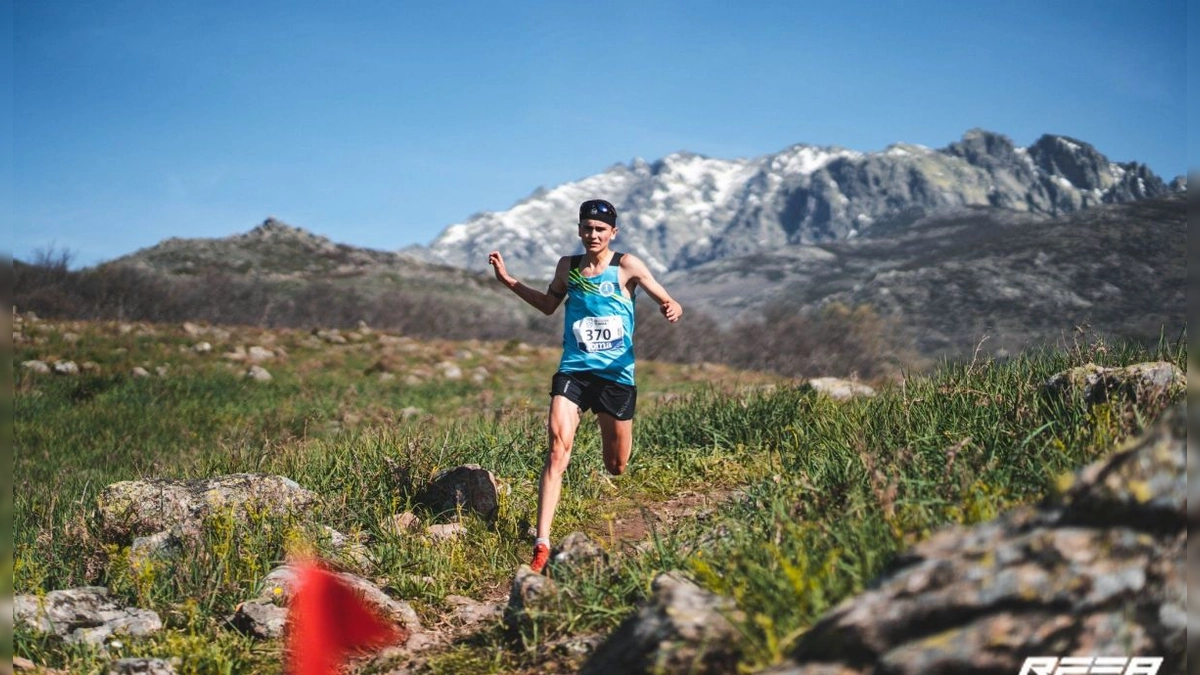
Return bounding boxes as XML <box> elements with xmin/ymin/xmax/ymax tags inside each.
<box><xmin>366</xmin><ymin>486</ymin><xmax>742</xmax><ymax>674</ymax></box>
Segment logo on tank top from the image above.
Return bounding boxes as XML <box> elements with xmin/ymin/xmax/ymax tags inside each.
<box><xmin>598</xmin><ymin>281</ymin><xmax>616</xmax><ymax>297</ymax></box>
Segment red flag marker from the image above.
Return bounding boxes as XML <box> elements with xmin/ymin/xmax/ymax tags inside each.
<box><xmin>286</xmin><ymin>561</ymin><xmax>402</xmax><ymax>675</ymax></box>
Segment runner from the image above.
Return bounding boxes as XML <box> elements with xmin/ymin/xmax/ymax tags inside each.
<box><xmin>488</xmin><ymin>198</ymin><xmax>683</xmax><ymax>573</ymax></box>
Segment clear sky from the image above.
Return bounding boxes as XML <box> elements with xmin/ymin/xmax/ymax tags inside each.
<box><xmin>9</xmin><ymin>0</ymin><xmax>1193</xmax><ymax>268</ymax></box>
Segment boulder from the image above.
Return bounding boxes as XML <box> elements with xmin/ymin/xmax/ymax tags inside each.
<box><xmin>96</xmin><ymin>474</ymin><xmax>319</xmax><ymax>545</ymax></box>
<box><xmin>770</xmin><ymin>403</ymin><xmax>1186</xmax><ymax>675</ymax></box>
<box><xmin>415</xmin><ymin>464</ymin><xmax>499</xmax><ymax>521</ymax></box>
<box><xmin>1043</xmin><ymin>361</ymin><xmax>1184</xmax><ymax>407</ymax></box>
<box><xmin>14</xmin><ymin>587</ymin><xmax>163</xmax><ymax>645</ymax></box>
<box><xmin>580</xmin><ymin>571</ymin><xmax>743</xmax><ymax>675</ymax></box>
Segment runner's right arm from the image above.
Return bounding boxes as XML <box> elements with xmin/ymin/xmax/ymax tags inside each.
<box><xmin>489</xmin><ymin>251</ymin><xmax>569</xmax><ymax>316</ymax></box>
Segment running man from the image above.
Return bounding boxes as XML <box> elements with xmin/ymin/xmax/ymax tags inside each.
<box><xmin>488</xmin><ymin>198</ymin><xmax>683</xmax><ymax>574</ymax></box>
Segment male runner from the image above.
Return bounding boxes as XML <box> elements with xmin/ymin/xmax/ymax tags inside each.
<box><xmin>488</xmin><ymin>198</ymin><xmax>683</xmax><ymax>573</ymax></box>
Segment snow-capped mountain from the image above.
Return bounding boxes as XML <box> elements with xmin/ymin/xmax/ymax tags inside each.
<box><xmin>412</xmin><ymin>129</ymin><xmax>1177</xmax><ymax>280</ymax></box>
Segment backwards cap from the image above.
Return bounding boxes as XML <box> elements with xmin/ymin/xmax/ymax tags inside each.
<box><xmin>579</xmin><ymin>199</ymin><xmax>618</xmax><ymax>226</ymax></box>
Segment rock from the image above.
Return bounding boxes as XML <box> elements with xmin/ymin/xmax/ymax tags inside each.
<box><xmin>107</xmin><ymin>657</ymin><xmax>177</xmax><ymax>674</ymax></box>
<box><xmin>222</xmin><ymin>346</ymin><xmax>247</xmax><ymax>361</ymax></box>
<box><xmin>323</xmin><ymin>526</ymin><xmax>374</xmax><ymax>568</ymax></box>
<box><xmin>776</xmin><ymin>403</ymin><xmax>1186</xmax><ymax>675</ymax></box>
<box><xmin>13</xmin><ymin>656</ymin><xmax>58</xmax><ymax>673</ymax></box>
<box><xmin>549</xmin><ymin>633</ymin><xmax>605</xmax><ymax>659</ymax></box>
<box><xmin>315</xmin><ymin>329</ymin><xmax>348</xmax><ymax>344</ymax></box>
<box><xmin>385</xmin><ymin>512</ymin><xmax>422</xmax><ymax>535</ymax></box>
<box><xmin>245</xmin><ymin>365</ymin><xmax>272</xmax><ymax>382</ymax></box>
<box><xmin>552</xmin><ymin>531</ymin><xmax>607</xmax><ymax>568</ymax></box>
<box><xmin>227</xmin><ymin>599</ymin><xmax>289</xmax><ymax>639</ymax></box>
<box><xmin>53</xmin><ymin>360</ymin><xmax>79</xmax><ymax>375</ymax></box>
<box><xmin>444</xmin><ymin>594</ymin><xmax>503</xmax><ymax>626</ymax></box>
<box><xmin>129</xmin><ymin>530</ymin><xmax>184</xmax><ymax>567</ymax></box>
<box><xmin>580</xmin><ymin>571</ymin><xmax>744</xmax><ymax>675</ymax></box>
<box><xmin>1043</xmin><ymin>361</ymin><xmax>1184</xmax><ymax>407</ymax></box>
<box><xmin>415</xmin><ymin>464</ymin><xmax>500</xmax><ymax>521</ymax></box>
<box><xmin>1055</xmin><ymin>403</ymin><xmax>1186</xmax><ymax>530</ymax></box>
<box><xmin>95</xmin><ymin>474</ymin><xmax>319</xmax><ymax>545</ymax></box>
<box><xmin>192</xmin><ymin>341</ymin><xmax>212</xmax><ymax>354</ymax></box>
<box><xmin>130</xmin><ymin>367</ymin><xmax>151</xmax><ymax>378</ymax></box>
<box><xmin>438</xmin><ymin>362</ymin><xmax>463</xmax><ymax>380</ymax></box>
<box><xmin>246</xmin><ymin>346</ymin><xmax>274</xmax><ymax>363</ymax></box>
<box><xmin>804</xmin><ymin>377</ymin><xmax>876</xmax><ymax>400</ymax></box>
<box><xmin>14</xmin><ymin>587</ymin><xmax>163</xmax><ymax>645</ymax></box>
<box><xmin>505</xmin><ymin>565</ymin><xmax>558</xmax><ymax>635</ymax></box>
<box><xmin>425</xmin><ymin>523</ymin><xmax>466</xmax><ymax>541</ymax></box>
<box><xmin>239</xmin><ymin>564</ymin><xmax>421</xmax><ymax>638</ymax></box>
<box><xmin>22</xmin><ymin>360</ymin><xmax>50</xmax><ymax>374</ymax></box>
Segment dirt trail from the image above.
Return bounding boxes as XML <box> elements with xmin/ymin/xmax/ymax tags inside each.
<box><xmin>596</xmin><ymin>488</ymin><xmax>736</xmax><ymax>548</ymax></box>
<box><xmin>367</xmin><ymin>486</ymin><xmax>743</xmax><ymax>673</ymax></box>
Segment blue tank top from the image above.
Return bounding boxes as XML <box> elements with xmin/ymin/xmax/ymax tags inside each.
<box><xmin>558</xmin><ymin>253</ymin><xmax>636</xmax><ymax>385</ymax></box>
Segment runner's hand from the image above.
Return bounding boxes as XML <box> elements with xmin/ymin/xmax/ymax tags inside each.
<box><xmin>660</xmin><ymin>299</ymin><xmax>682</xmax><ymax>323</ymax></box>
<box><xmin>489</xmin><ymin>251</ymin><xmax>512</xmax><ymax>286</ymax></box>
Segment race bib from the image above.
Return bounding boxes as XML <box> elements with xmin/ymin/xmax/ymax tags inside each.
<box><xmin>572</xmin><ymin>316</ymin><xmax>625</xmax><ymax>353</ymax></box>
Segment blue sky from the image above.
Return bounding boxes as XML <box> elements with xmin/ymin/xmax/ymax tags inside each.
<box><xmin>9</xmin><ymin>0</ymin><xmax>1194</xmax><ymax>267</ymax></box>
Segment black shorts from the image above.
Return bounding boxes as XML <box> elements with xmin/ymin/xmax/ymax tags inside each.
<box><xmin>550</xmin><ymin>371</ymin><xmax>638</xmax><ymax>421</ymax></box>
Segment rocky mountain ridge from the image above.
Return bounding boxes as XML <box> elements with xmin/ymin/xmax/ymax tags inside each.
<box><xmin>665</xmin><ymin>193</ymin><xmax>1186</xmax><ymax>357</ymax></box>
<box><xmin>412</xmin><ymin>129</ymin><xmax>1183</xmax><ymax>279</ymax></box>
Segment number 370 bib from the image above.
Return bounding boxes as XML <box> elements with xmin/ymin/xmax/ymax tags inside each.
<box><xmin>572</xmin><ymin>316</ymin><xmax>626</xmax><ymax>353</ymax></box>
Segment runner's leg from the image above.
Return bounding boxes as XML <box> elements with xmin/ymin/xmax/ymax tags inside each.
<box><xmin>537</xmin><ymin>395</ymin><xmax>581</xmax><ymax>540</ymax></box>
<box><xmin>598</xmin><ymin>413</ymin><xmax>632</xmax><ymax>476</ymax></box>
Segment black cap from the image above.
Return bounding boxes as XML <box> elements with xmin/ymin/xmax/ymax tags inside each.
<box><xmin>579</xmin><ymin>199</ymin><xmax>618</xmax><ymax>226</ymax></box>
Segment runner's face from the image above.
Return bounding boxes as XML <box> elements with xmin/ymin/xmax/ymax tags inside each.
<box><xmin>578</xmin><ymin>220</ymin><xmax>615</xmax><ymax>253</ymax></box>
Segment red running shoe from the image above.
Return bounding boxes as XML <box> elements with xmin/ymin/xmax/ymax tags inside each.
<box><xmin>529</xmin><ymin>542</ymin><xmax>551</xmax><ymax>574</ymax></box>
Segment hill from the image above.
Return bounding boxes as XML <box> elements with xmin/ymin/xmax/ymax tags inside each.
<box><xmin>665</xmin><ymin>192</ymin><xmax>1187</xmax><ymax>358</ymax></box>
<box><xmin>30</xmin><ymin>218</ymin><xmax>560</xmax><ymax>346</ymax></box>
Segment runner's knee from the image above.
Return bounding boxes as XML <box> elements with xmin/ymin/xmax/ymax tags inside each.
<box><xmin>546</xmin><ymin>441</ymin><xmax>572</xmax><ymax>473</ymax></box>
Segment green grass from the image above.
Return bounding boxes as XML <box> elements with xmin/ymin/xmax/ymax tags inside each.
<box><xmin>13</xmin><ymin>317</ymin><xmax>1185</xmax><ymax>673</ymax></box>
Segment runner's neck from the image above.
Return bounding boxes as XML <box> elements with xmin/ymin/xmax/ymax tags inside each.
<box><xmin>582</xmin><ymin>249</ymin><xmax>614</xmax><ymax>270</ymax></box>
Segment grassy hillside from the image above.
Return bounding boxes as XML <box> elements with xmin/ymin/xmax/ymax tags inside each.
<box><xmin>13</xmin><ymin>315</ymin><xmax>1185</xmax><ymax>673</ymax></box>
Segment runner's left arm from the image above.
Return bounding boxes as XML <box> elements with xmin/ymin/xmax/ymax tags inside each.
<box><xmin>621</xmin><ymin>255</ymin><xmax>683</xmax><ymax>323</ymax></box>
